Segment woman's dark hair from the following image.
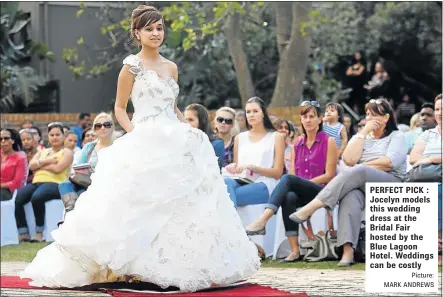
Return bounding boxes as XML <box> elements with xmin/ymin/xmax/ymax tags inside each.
<box><xmin>326</xmin><ymin>102</ymin><xmax>345</xmax><ymax>124</ymax></box>
<box><xmin>351</xmin><ymin>51</ymin><xmax>366</xmax><ymax>65</ymax></box>
<box><xmin>131</xmin><ymin>5</ymin><xmax>165</xmax><ymax>45</ymax></box>
<box><xmin>30</xmin><ymin>126</ymin><xmax>42</xmax><ymax>139</ymax></box>
<box><xmin>81</xmin><ymin>126</ymin><xmax>93</xmax><ymax>143</ymax></box>
<box><xmin>300</xmin><ymin>103</ymin><xmax>323</xmax><ymax>136</ymax></box>
<box><xmin>245</xmin><ymin>97</ymin><xmax>275</xmax><ymax>131</ymax></box>
<box><xmin>47</xmin><ymin>122</ymin><xmax>64</xmax><ymax>133</ymax></box>
<box><xmin>2</xmin><ymin>128</ymin><xmax>23</xmax><ymax>152</ymax></box>
<box><xmin>365</xmin><ymin>98</ymin><xmax>398</xmax><ymax>137</ymax></box>
<box><xmin>185</xmin><ymin>104</ymin><xmax>217</xmax><ymax>141</ymax></box>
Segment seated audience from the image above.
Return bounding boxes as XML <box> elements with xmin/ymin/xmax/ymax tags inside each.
<box><xmin>184</xmin><ymin>104</ymin><xmax>224</xmax><ymax>168</ymax></box>
<box><xmin>236</xmin><ymin>110</ymin><xmax>247</xmax><ymax>132</ymax></box>
<box><xmin>1</xmin><ymin>129</ymin><xmax>27</xmax><ymax>201</ymax></box>
<box><xmin>15</xmin><ymin>123</ymin><xmax>73</xmax><ymax>243</ymax></box>
<box><xmin>214</xmin><ymin>107</ymin><xmax>239</xmax><ymax>168</ymax></box>
<box><xmin>323</xmin><ymin>102</ymin><xmax>348</xmax><ymax>158</ymax></box>
<box><xmin>224</xmin><ymin>97</ymin><xmax>285</xmax><ymax>208</ymax></box>
<box><xmin>64</xmin><ymin>131</ymin><xmax>81</xmax><ymax>155</ymax></box>
<box><xmin>405</xmin><ymin>102</ymin><xmax>437</xmax><ymax>153</ymax></box>
<box><xmin>291</xmin><ymin>98</ymin><xmax>407</xmax><ymax>266</ymax></box>
<box><xmin>273</xmin><ymin>119</ymin><xmax>294</xmax><ymax>173</ymax></box>
<box><xmin>58</xmin><ymin>113</ymin><xmax>115</xmax><ymax>225</ymax></box>
<box><xmin>245</xmin><ymin>101</ymin><xmax>338</xmax><ymax>262</ymax></box>
<box><xmin>71</xmin><ymin>112</ymin><xmax>92</xmax><ymax>147</ymax></box>
<box><xmin>20</xmin><ymin>129</ymin><xmax>39</xmax><ymax>184</ymax></box>
<box><xmin>409</xmin><ymin>94</ymin><xmax>442</xmax><ymax>264</ymax></box>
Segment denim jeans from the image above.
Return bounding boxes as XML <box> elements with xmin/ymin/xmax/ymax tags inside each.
<box><xmin>58</xmin><ymin>181</ymin><xmax>86</xmax><ymax>197</ymax></box>
<box><xmin>223</xmin><ymin>177</ymin><xmax>269</xmax><ymax>208</ymax></box>
<box><xmin>15</xmin><ymin>182</ymin><xmax>61</xmax><ymax>235</ymax></box>
<box><xmin>266</xmin><ymin>174</ymin><xmax>323</xmax><ymax>236</ymax></box>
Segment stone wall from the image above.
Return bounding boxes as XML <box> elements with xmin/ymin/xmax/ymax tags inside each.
<box><xmin>1</xmin><ymin>107</ymin><xmax>301</xmax><ymax>142</ymax></box>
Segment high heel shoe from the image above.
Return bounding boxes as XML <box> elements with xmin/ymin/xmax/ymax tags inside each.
<box><xmin>246</xmin><ymin>228</ymin><xmax>266</xmax><ymax>236</ymax></box>
<box><xmin>289</xmin><ymin>212</ymin><xmax>310</xmax><ymax>224</ymax></box>
<box><xmin>279</xmin><ymin>252</ymin><xmax>300</xmax><ymax>263</ymax></box>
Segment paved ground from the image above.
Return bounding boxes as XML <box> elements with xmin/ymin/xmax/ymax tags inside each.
<box><xmin>1</xmin><ymin>262</ymin><xmax>441</xmax><ymax>297</ymax></box>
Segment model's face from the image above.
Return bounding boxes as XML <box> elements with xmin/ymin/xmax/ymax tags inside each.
<box><xmin>138</xmin><ymin>20</ymin><xmax>164</xmax><ymax>48</ymax></box>
<box><xmin>184</xmin><ymin>110</ymin><xmax>199</xmax><ymax>129</ymax></box>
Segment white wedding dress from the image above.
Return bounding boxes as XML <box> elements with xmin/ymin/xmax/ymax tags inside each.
<box><xmin>20</xmin><ymin>54</ymin><xmax>260</xmax><ymax>292</ymax></box>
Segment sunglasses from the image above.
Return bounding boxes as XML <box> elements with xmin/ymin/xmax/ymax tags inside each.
<box><xmin>216</xmin><ymin>117</ymin><xmax>233</xmax><ymax>125</ymax></box>
<box><xmin>19</xmin><ymin>128</ymin><xmax>36</xmax><ymax>135</ymax></box>
<box><xmin>0</xmin><ymin>137</ymin><xmax>11</xmax><ymax>141</ymax></box>
<box><xmin>301</xmin><ymin>101</ymin><xmax>320</xmax><ymax>108</ymax></box>
<box><xmin>369</xmin><ymin>99</ymin><xmax>384</xmax><ymax>105</ymax></box>
<box><xmin>94</xmin><ymin>122</ymin><xmax>113</xmax><ymax>130</ymax></box>
<box><xmin>85</xmin><ymin>132</ymin><xmax>96</xmax><ymax>137</ymax></box>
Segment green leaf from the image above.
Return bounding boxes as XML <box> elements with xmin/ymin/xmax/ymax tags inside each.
<box><xmin>77</xmin><ymin>37</ymin><xmax>84</xmax><ymax>45</ymax></box>
<box><xmin>76</xmin><ymin>9</ymin><xmax>84</xmax><ymax>19</ymax></box>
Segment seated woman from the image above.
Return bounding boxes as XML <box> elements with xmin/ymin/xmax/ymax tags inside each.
<box><xmin>214</xmin><ymin>106</ymin><xmax>239</xmax><ymax>168</ymax></box>
<box><xmin>184</xmin><ymin>104</ymin><xmax>224</xmax><ymax>168</ymax></box>
<box><xmin>291</xmin><ymin>98</ymin><xmax>407</xmax><ymax>266</ymax></box>
<box><xmin>15</xmin><ymin>123</ymin><xmax>73</xmax><ymax>243</ymax></box>
<box><xmin>224</xmin><ymin>97</ymin><xmax>285</xmax><ymax>208</ymax></box>
<box><xmin>58</xmin><ymin>113</ymin><xmax>115</xmax><ymax>225</ymax></box>
<box><xmin>245</xmin><ymin>101</ymin><xmax>338</xmax><ymax>262</ymax></box>
<box><xmin>1</xmin><ymin>129</ymin><xmax>27</xmax><ymax>201</ymax></box>
<box><xmin>409</xmin><ymin>94</ymin><xmax>442</xmax><ymax>264</ymax></box>
<box><xmin>20</xmin><ymin>129</ymin><xmax>39</xmax><ymax>185</ymax></box>
<box><xmin>273</xmin><ymin>119</ymin><xmax>295</xmax><ymax>173</ymax></box>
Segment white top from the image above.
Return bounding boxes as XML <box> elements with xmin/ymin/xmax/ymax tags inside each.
<box><xmin>237</xmin><ymin>131</ymin><xmax>279</xmax><ymax>195</ymax></box>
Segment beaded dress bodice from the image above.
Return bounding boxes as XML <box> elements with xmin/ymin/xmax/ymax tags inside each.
<box><xmin>123</xmin><ymin>55</ymin><xmax>180</xmax><ymax>125</ymax></box>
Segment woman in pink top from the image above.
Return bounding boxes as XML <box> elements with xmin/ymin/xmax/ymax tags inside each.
<box><xmin>1</xmin><ymin>129</ymin><xmax>27</xmax><ymax>201</ymax></box>
<box><xmin>246</xmin><ymin>101</ymin><xmax>338</xmax><ymax>262</ymax></box>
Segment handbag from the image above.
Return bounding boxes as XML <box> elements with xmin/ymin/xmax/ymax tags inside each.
<box><xmin>69</xmin><ymin>143</ymin><xmax>96</xmax><ymax>189</ymax></box>
<box><xmin>299</xmin><ymin>210</ymin><xmax>339</xmax><ymax>262</ymax></box>
<box><xmin>405</xmin><ymin>163</ymin><xmax>442</xmax><ymax>183</ymax></box>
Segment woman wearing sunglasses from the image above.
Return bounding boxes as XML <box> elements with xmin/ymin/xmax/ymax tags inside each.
<box><xmin>15</xmin><ymin>123</ymin><xmax>73</xmax><ymax>243</ymax></box>
<box><xmin>291</xmin><ymin>98</ymin><xmax>407</xmax><ymax>266</ymax></box>
<box><xmin>1</xmin><ymin>129</ymin><xmax>27</xmax><ymax>202</ymax></box>
<box><xmin>214</xmin><ymin>107</ymin><xmax>239</xmax><ymax>168</ymax></box>
<box><xmin>245</xmin><ymin>101</ymin><xmax>338</xmax><ymax>262</ymax></box>
<box><xmin>58</xmin><ymin>113</ymin><xmax>115</xmax><ymax>225</ymax></box>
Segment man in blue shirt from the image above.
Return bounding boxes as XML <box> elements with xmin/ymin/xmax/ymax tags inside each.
<box><xmin>71</xmin><ymin>112</ymin><xmax>91</xmax><ymax>147</ymax></box>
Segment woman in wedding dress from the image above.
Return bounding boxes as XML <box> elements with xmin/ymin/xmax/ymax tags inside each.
<box><xmin>20</xmin><ymin>5</ymin><xmax>260</xmax><ymax>292</ymax></box>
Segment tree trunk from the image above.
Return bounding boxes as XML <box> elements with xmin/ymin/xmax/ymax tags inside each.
<box><xmin>223</xmin><ymin>13</ymin><xmax>255</xmax><ymax>106</ymax></box>
<box><xmin>270</xmin><ymin>2</ymin><xmax>312</xmax><ymax>107</ymax></box>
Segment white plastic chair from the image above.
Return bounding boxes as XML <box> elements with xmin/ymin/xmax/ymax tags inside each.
<box><xmin>0</xmin><ymin>190</ymin><xmax>19</xmax><ymax>246</ymax></box>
